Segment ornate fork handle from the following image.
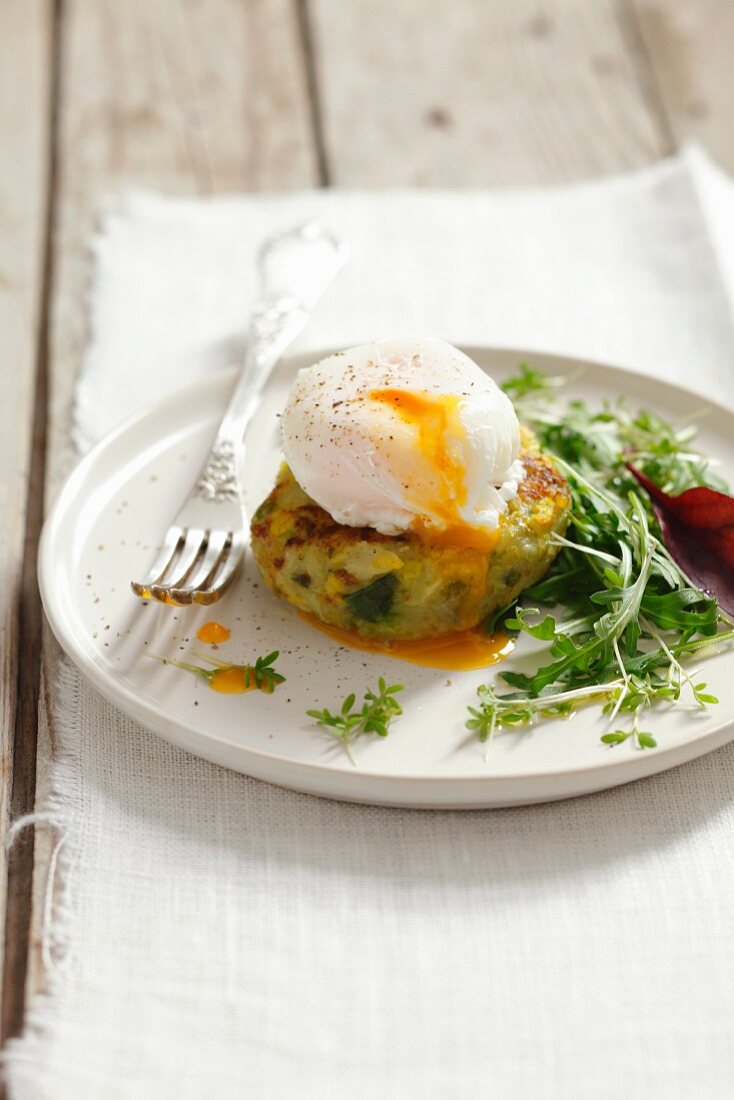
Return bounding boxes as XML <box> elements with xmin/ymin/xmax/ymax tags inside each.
<box><xmin>131</xmin><ymin>223</ymin><xmax>347</xmax><ymax>606</ymax></box>
<box><xmin>194</xmin><ymin>441</ymin><xmax>240</xmax><ymax>503</ymax></box>
<box><xmin>192</xmin><ymin>225</ymin><xmax>347</xmax><ymax>509</ymax></box>
<box><xmin>193</xmin><ymin>297</ymin><xmax>307</xmax><ymax>504</ymax></box>
<box><xmin>251</xmin><ymin>294</ymin><xmax>306</xmax><ymax>343</ymax></box>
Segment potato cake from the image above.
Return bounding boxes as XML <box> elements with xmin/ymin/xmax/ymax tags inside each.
<box><xmin>250</xmin><ymin>431</ymin><xmax>571</xmax><ymax>641</ymax></box>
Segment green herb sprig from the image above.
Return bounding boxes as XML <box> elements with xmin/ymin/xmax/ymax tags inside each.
<box><xmin>307</xmin><ymin>678</ymin><xmax>404</xmax><ymax>764</ymax></box>
<box><xmin>151</xmin><ymin>650</ymin><xmax>285</xmax><ymax>693</ymax></box>
<box><xmin>242</xmin><ymin>651</ymin><xmax>287</xmax><ymax>692</ymax></box>
<box><xmin>468</xmin><ymin>365</ymin><xmax>733</xmax><ymax>750</ymax></box>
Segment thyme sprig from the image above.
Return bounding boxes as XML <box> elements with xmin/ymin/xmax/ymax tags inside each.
<box><xmin>468</xmin><ymin>365</ymin><xmax>733</xmax><ymax>749</ymax></box>
<box><xmin>307</xmin><ymin>678</ymin><xmax>404</xmax><ymax>764</ymax></box>
<box><xmin>242</xmin><ymin>651</ymin><xmax>287</xmax><ymax>692</ymax></box>
<box><xmin>152</xmin><ymin>649</ymin><xmax>285</xmax><ymax>693</ymax></box>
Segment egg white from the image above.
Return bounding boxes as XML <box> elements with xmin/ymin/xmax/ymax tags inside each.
<box><xmin>280</xmin><ymin>337</ymin><xmax>525</xmax><ymax>538</ymax></box>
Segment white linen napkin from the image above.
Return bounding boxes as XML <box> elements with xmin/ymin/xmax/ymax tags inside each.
<box><xmin>6</xmin><ymin>147</ymin><xmax>734</xmax><ymax>1099</ymax></box>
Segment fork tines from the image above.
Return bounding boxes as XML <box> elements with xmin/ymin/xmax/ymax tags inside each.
<box><xmin>131</xmin><ymin>526</ymin><xmax>243</xmax><ymax>606</ymax></box>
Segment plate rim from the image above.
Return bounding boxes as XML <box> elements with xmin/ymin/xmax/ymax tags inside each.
<box><xmin>38</xmin><ymin>345</ymin><xmax>734</xmax><ymax>797</ymax></box>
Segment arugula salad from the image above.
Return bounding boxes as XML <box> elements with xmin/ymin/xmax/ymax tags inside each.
<box><xmin>467</xmin><ymin>365</ymin><xmax>734</xmax><ymax>751</ymax></box>
<box><xmin>303</xmin><ymin>362</ymin><xmax>734</xmax><ymax>763</ymax></box>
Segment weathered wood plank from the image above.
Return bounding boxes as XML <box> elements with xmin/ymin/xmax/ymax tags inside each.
<box><xmin>18</xmin><ymin>0</ymin><xmax>702</xmax><ymax>1043</ymax></box>
<box><xmin>27</xmin><ymin>0</ymin><xmax>317</xmax><ymax>1008</ymax></box>
<box><xmin>0</xmin><ymin>0</ymin><xmax>52</xmax><ymax>1043</ymax></box>
<box><xmin>630</xmin><ymin>0</ymin><xmax>734</xmax><ymax>172</ymax></box>
<box><xmin>47</xmin><ymin>0</ymin><xmax>318</xmax><ymax>493</ymax></box>
<box><xmin>308</xmin><ymin>0</ymin><xmax>671</xmax><ymax>186</ymax></box>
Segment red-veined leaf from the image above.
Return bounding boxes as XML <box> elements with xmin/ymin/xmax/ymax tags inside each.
<box><xmin>626</xmin><ymin>464</ymin><xmax>734</xmax><ymax>615</ymax></box>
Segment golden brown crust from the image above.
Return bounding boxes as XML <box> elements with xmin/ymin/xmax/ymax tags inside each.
<box><xmin>250</xmin><ymin>433</ymin><xmax>572</xmax><ymax>640</ymax></box>
<box><xmin>517</xmin><ymin>448</ymin><xmax>567</xmax><ymax>504</ymax></box>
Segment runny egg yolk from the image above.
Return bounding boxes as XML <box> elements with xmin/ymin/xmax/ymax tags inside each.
<box><xmin>196</xmin><ymin>621</ymin><xmax>231</xmax><ymax>645</ymax></box>
<box><xmin>208</xmin><ymin>666</ymin><xmax>274</xmax><ymax>694</ymax></box>
<box><xmin>369</xmin><ymin>388</ymin><xmax>500</xmax><ymax>551</ymax></box>
<box><xmin>299</xmin><ymin>612</ymin><xmax>515</xmax><ymax>671</ymax></box>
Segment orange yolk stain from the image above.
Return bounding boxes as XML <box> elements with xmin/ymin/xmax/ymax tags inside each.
<box><xmin>209</xmin><ymin>666</ymin><xmax>274</xmax><ymax>694</ymax></box>
<box><xmin>196</xmin><ymin>621</ymin><xmax>231</xmax><ymax>645</ymax></box>
<box><xmin>368</xmin><ymin>388</ymin><xmax>498</xmax><ymax>552</ymax></box>
<box><xmin>136</xmin><ymin>587</ymin><xmax>186</xmax><ymax>606</ymax></box>
<box><xmin>300</xmin><ymin>613</ymin><xmax>514</xmax><ymax>672</ymax></box>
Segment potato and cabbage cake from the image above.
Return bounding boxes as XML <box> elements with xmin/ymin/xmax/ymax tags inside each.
<box><xmin>250</xmin><ymin>431</ymin><xmax>571</xmax><ymax>641</ymax></box>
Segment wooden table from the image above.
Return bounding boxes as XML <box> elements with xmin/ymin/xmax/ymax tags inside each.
<box><xmin>2</xmin><ymin>0</ymin><xmax>733</xmax><ymax>1064</ymax></box>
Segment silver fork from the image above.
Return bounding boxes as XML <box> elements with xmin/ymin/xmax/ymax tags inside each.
<box><xmin>131</xmin><ymin>223</ymin><xmax>348</xmax><ymax>607</ymax></box>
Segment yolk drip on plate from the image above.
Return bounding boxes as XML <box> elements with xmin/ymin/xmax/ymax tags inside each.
<box><xmin>369</xmin><ymin>388</ymin><xmax>499</xmax><ymax>551</ymax></box>
<box><xmin>196</xmin><ymin>621</ymin><xmax>231</xmax><ymax>645</ymax></box>
<box><xmin>300</xmin><ymin>612</ymin><xmax>514</xmax><ymax>671</ymax></box>
<box><xmin>208</xmin><ymin>666</ymin><xmax>275</xmax><ymax>694</ymax></box>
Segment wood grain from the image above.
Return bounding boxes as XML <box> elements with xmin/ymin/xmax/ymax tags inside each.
<box><xmin>630</xmin><ymin>0</ymin><xmax>734</xmax><ymax>172</ymax></box>
<box><xmin>10</xmin><ymin>0</ymin><xmax>734</xmax><ymax>1061</ymax></box>
<box><xmin>308</xmin><ymin>0</ymin><xmax>670</xmax><ymax>186</ymax></box>
<box><xmin>0</xmin><ymin>0</ymin><xmax>53</xmax><ymax>1043</ymax></box>
<box><xmin>25</xmin><ymin>0</ymin><xmax>317</xmax><ymax>1011</ymax></box>
<box><xmin>47</xmin><ymin>0</ymin><xmax>318</xmax><ymax>495</ymax></box>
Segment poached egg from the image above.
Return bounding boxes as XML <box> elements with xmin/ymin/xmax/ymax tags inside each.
<box><xmin>280</xmin><ymin>337</ymin><xmax>525</xmax><ymax>550</ymax></box>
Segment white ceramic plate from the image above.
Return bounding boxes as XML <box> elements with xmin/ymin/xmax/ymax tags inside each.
<box><xmin>39</xmin><ymin>348</ymin><xmax>734</xmax><ymax>807</ymax></box>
